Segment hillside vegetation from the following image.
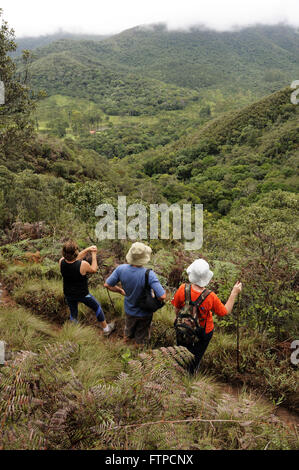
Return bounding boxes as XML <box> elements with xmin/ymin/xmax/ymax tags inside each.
<box><xmin>0</xmin><ymin>11</ymin><xmax>298</xmax><ymax>450</ymax></box>
<box><xmin>18</xmin><ymin>24</ymin><xmax>299</xmax><ymax>99</ymax></box>
<box><xmin>1</xmin><ymin>305</ymin><xmax>298</xmax><ymax>450</ymax></box>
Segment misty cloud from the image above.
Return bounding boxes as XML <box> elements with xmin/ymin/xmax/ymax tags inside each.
<box><xmin>1</xmin><ymin>0</ymin><xmax>299</xmax><ymax>37</ymax></box>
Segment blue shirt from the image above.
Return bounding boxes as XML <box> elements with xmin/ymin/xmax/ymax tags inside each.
<box><xmin>106</xmin><ymin>264</ymin><xmax>165</xmax><ymax>317</ymax></box>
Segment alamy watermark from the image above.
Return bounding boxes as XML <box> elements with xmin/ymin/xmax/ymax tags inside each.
<box><xmin>290</xmin><ymin>340</ymin><xmax>299</xmax><ymax>365</ymax></box>
<box><xmin>0</xmin><ymin>340</ymin><xmax>5</xmax><ymax>365</ymax></box>
<box><xmin>95</xmin><ymin>196</ymin><xmax>203</xmax><ymax>250</ymax></box>
<box><xmin>290</xmin><ymin>80</ymin><xmax>299</xmax><ymax>105</ymax></box>
<box><xmin>0</xmin><ymin>80</ymin><xmax>4</xmax><ymax>105</ymax></box>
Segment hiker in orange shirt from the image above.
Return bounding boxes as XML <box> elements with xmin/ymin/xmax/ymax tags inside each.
<box><xmin>172</xmin><ymin>259</ymin><xmax>242</xmax><ymax>372</ymax></box>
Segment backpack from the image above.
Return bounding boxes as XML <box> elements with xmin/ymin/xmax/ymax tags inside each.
<box><xmin>174</xmin><ymin>284</ymin><xmax>212</xmax><ymax>347</ymax></box>
<box><xmin>136</xmin><ymin>269</ymin><xmax>165</xmax><ymax>313</ymax></box>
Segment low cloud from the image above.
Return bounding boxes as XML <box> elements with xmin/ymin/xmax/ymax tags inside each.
<box><xmin>1</xmin><ymin>0</ymin><xmax>299</xmax><ymax>37</ymax></box>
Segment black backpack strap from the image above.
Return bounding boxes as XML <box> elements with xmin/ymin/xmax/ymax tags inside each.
<box><xmin>144</xmin><ymin>268</ymin><xmax>151</xmax><ymax>289</ymax></box>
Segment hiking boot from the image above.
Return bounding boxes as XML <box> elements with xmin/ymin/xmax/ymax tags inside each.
<box><xmin>103</xmin><ymin>322</ymin><xmax>116</xmax><ymax>337</ymax></box>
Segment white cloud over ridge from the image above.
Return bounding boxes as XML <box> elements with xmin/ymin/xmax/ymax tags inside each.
<box><xmin>1</xmin><ymin>0</ymin><xmax>299</xmax><ymax>37</ymax></box>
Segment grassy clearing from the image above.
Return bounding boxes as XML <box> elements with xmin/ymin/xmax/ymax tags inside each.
<box><xmin>1</xmin><ymin>260</ymin><xmax>60</xmax><ymax>290</ymax></box>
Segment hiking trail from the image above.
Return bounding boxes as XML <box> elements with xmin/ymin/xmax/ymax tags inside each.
<box><xmin>0</xmin><ymin>279</ymin><xmax>298</xmax><ymax>434</ymax></box>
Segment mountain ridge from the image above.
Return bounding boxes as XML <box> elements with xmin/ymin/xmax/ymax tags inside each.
<box><xmin>17</xmin><ymin>24</ymin><xmax>299</xmax><ymax>103</ymax></box>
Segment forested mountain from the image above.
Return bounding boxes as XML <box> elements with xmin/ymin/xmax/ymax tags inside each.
<box><xmin>108</xmin><ymin>87</ymin><xmax>299</xmax><ymax>212</ymax></box>
<box><xmin>18</xmin><ymin>39</ymin><xmax>200</xmax><ymax>115</ymax></box>
<box><xmin>2</xmin><ymin>87</ymin><xmax>297</xmax><ymax>221</ymax></box>
<box><xmin>12</xmin><ymin>32</ymin><xmax>109</xmax><ymax>56</ymax></box>
<box><xmin>96</xmin><ymin>23</ymin><xmax>299</xmax><ymax>93</ymax></box>
<box><xmin>18</xmin><ymin>23</ymin><xmax>299</xmax><ymax>106</ymax></box>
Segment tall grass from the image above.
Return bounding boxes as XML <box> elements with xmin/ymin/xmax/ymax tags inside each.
<box><xmin>57</xmin><ymin>322</ymin><xmax>126</xmax><ymax>385</ymax></box>
<box><xmin>12</xmin><ymin>279</ymin><xmax>68</xmax><ymax>323</ymax></box>
<box><xmin>0</xmin><ymin>304</ymin><xmax>298</xmax><ymax>449</ymax></box>
<box><xmin>201</xmin><ymin>331</ymin><xmax>299</xmax><ymax>411</ymax></box>
<box><xmin>0</xmin><ymin>306</ymin><xmax>57</xmax><ymax>351</ymax></box>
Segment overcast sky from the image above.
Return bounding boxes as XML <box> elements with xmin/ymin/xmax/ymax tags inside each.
<box><xmin>1</xmin><ymin>0</ymin><xmax>299</xmax><ymax>37</ymax></box>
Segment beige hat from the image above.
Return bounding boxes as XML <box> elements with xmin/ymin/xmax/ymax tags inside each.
<box><xmin>126</xmin><ymin>242</ymin><xmax>152</xmax><ymax>266</ymax></box>
<box><xmin>186</xmin><ymin>259</ymin><xmax>213</xmax><ymax>287</ymax></box>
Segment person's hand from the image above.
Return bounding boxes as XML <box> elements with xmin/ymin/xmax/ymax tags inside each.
<box><xmin>89</xmin><ymin>245</ymin><xmax>98</xmax><ymax>253</ymax></box>
<box><xmin>232</xmin><ymin>281</ymin><xmax>242</xmax><ymax>296</ymax></box>
<box><xmin>120</xmin><ymin>288</ymin><xmax>126</xmax><ymax>296</ymax></box>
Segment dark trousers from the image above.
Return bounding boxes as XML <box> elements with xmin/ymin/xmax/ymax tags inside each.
<box><xmin>178</xmin><ymin>329</ymin><xmax>214</xmax><ymax>372</ymax></box>
<box><xmin>65</xmin><ymin>293</ymin><xmax>105</xmax><ymax>323</ymax></box>
<box><xmin>124</xmin><ymin>313</ymin><xmax>153</xmax><ymax>344</ymax></box>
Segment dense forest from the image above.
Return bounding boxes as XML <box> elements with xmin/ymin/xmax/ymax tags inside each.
<box><xmin>0</xmin><ymin>9</ymin><xmax>298</xmax><ymax>450</ymax></box>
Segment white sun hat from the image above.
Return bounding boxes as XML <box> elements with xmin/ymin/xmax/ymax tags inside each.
<box><xmin>186</xmin><ymin>259</ymin><xmax>213</xmax><ymax>287</ymax></box>
<box><xmin>126</xmin><ymin>242</ymin><xmax>152</xmax><ymax>266</ymax></box>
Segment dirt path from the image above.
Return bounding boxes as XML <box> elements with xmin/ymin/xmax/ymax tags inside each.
<box><xmin>222</xmin><ymin>383</ymin><xmax>299</xmax><ymax>432</ymax></box>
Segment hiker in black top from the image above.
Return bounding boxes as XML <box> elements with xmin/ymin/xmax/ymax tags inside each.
<box><xmin>60</xmin><ymin>259</ymin><xmax>89</xmax><ymax>298</ymax></box>
<box><xmin>59</xmin><ymin>240</ymin><xmax>115</xmax><ymax>336</ymax></box>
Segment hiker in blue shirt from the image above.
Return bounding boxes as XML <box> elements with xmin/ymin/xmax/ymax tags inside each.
<box><xmin>104</xmin><ymin>242</ymin><xmax>166</xmax><ymax>345</ymax></box>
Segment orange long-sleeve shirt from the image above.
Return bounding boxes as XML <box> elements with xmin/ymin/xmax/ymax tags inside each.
<box><xmin>171</xmin><ymin>283</ymin><xmax>228</xmax><ymax>334</ymax></box>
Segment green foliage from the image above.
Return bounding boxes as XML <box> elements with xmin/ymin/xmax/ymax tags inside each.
<box><xmin>0</xmin><ymin>10</ymin><xmax>36</xmax><ymax>158</ymax></box>
<box><xmin>0</xmin><ymin>306</ymin><xmax>57</xmax><ymax>350</ymax></box>
<box><xmin>130</xmin><ymin>88</ymin><xmax>298</xmax><ymax>211</ymax></box>
<box><xmin>22</xmin><ymin>45</ymin><xmax>199</xmax><ymax>117</ymax></box>
<box><xmin>63</xmin><ymin>181</ymin><xmax>111</xmax><ymax>225</ymax></box>
<box><xmin>79</xmin><ymin>114</ymin><xmax>194</xmax><ymax>158</ymax></box>
<box><xmin>201</xmin><ymin>332</ymin><xmax>299</xmax><ymax>411</ymax></box>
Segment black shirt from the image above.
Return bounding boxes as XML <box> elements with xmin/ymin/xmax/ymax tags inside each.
<box><xmin>60</xmin><ymin>259</ymin><xmax>89</xmax><ymax>298</ymax></box>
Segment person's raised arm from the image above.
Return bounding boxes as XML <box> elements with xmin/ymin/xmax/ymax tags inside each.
<box><xmin>77</xmin><ymin>245</ymin><xmax>97</xmax><ymax>261</ymax></box>
<box><xmin>224</xmin><ymin>281</ymin><xmax>242</xmax><ymax>314</ymax></box>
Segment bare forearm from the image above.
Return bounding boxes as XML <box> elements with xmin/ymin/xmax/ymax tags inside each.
<box><xmin>158</xmin><ymin>293</ymin><xmax>166</xmax><ymax>301</ymax></box>
<box><xmin>90</xmin><ymin>253</ymin><xmax>98</xmax><ymax>272</ymax></box>
<box><xmin>77</xmin><ymin>248</ymin><xmax>89</xmax><ymax>260</ymax></box>
<box><xmin>225</xmin><ymin>292</ymin><xmax>238</xmax><ymax>315</ymax></box>
<box><xmin>77</xmin><ymin>246</ymin><xmax>97</xmax><ymax>261</ymax></box>
<box><xmin>104</xmin><ymin>283</ymin><xmax>125</xmax><ymax>296</ymax></box>
<box><xmin>225</xmin><ymin>281</ymin><xmax>242</xmax><ymax>314</ymax></box>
